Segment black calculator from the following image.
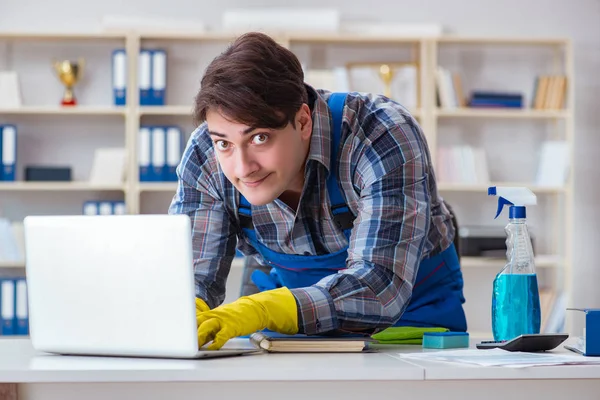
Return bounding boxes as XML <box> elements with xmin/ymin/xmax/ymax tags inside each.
<box><xmin>476</xmin><ymin>333</ymin><xmax>569</xmax><ymax>352</ymax></box>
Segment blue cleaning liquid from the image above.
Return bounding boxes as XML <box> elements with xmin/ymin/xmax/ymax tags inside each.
<box><xmin>492</xmin><ymin>273</ymin><xmax>541</xmax><ymax>341</ymax></box>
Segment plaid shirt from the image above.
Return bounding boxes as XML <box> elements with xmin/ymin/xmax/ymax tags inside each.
<box><xmin>168</xmin><ymin>86</ymin><xmax>455</xmax><ymax>335</ymax></box>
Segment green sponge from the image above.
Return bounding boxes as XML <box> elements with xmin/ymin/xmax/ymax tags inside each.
<box><xmin>422</xmin><ymin>332</ymin><xmax>470</xmax><ymax>349</ymax></box>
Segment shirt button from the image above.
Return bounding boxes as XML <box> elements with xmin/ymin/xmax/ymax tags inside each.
<box><xmin>316</xmin><ymin>320</ymin><xmax>321</xmax><ymax>329</ymax></box>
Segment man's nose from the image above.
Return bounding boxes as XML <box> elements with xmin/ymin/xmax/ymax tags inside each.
<box><xmin>234</xmin><ymin>149</ymin><xmax>258</xmax><ymax>178</ymax></box>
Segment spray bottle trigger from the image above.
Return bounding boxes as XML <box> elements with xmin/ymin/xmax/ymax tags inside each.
<box><xmin>495</xmin><ymin>197</ymin><xmax>514</xmax><ymax>219</ymax></box>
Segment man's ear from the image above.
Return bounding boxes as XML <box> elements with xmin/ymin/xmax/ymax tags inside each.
<box><xmin>297</xmin><ymin>104</ymin><xmax>312</xmax><ymax>139</ymax></box>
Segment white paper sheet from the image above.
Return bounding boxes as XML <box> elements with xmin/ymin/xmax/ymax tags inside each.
<box><xmin>398</xmin><ymin>348</ymin><xmax>600</xmax><ymax>368</ymax></box>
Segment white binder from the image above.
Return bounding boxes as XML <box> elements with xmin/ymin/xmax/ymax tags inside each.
<box><xmin>82</xmin><ymin>201</ymin><xmax>99</xmax><ymax>215</ymax></box>
<box><xmin>2</xmin><ymin>125</ymin><xmax>17</xmax><ymax>181</ymax></box>
<box><xmin>139</xmin><ymin>50</ymin><xmax>152</xmax><ymax>105</ymax></box>
<box><xmin>15</xmin><ymin>279</ymin><xmax>28</xmax><ymax>335</ymax></box>
<box><xmin>151</xmin><ymin>127</ymin><xmax>166</xmax><ymax>181</ymax></box>
<box><xmin>98</xmin><ymin>202</ymin><xmax>113</xmax><ymax>215</ymax></box>
<box><xmin>139</xmin><ymin>127</ymin><xmax>151</xmax><ymax>181</ymax></box>
<box><xmin>166</xmin><ymin>126</ymin><xmax>182</xmax><ymax>181</ymax></box>
<box><xmin>151</xmin><ymin>50</ymin><xmax>167</xmax><ymax>105</ymax></box>
<box><xmin>112</xmin><ymin>49</ymin><xmax>127</xmax><ymax>106</ymax></box>
<box><xmin>1</xmin><ymin>280</ymin><xmax>15</xmax><ymax>335</ymax></box>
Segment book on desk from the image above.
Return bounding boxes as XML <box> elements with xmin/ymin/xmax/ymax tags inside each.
<box><xmin>249</xmin><ymin>331</ymin><xmax>375</xmax><ymax>353</ymax></box>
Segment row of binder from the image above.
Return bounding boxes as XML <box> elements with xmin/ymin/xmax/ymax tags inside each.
<box><xmin>83</xmin><ymin>201</ymin><xmax>126</xmax><ymax>215</ymax></box>
<box><xmin>112</xmin><ymin>49</ymin><xmax>167</xmax><ymax>106</ymax></box>
<box><xmin>139</xmin><ymin>125</ymin><xmax>184</xmax><ymax>182</ymax></box>
<box><xmin>0</xmin><ymin>278</ymin><xmax>28</xmax><ymax>336</ymax></box>
<box><xmin>0</xmin><ymin>125</ymin><xmax>17</xmax><ymax>181</ymax></box>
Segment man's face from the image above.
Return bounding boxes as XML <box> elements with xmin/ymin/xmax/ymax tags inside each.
<box><xmin>206</xmin><ymin>105</ymin><xmax>312</xmax><ymax>206</ymax></box>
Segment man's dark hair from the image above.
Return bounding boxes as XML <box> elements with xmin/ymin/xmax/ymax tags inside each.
<box><xmin>194</xmin><ymin>32</ymin><xmax>308</xmax><ymax>129</ymax></box>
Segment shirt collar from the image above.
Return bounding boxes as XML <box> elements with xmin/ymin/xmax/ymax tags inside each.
<box><xmin>305</xmin><ymin>84</ymin><xmax>333</xmax><ymax>174</ymax></box>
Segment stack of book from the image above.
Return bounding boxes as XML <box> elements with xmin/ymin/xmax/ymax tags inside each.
<box><xmin>436</xmin><ymin>145</ymin><xmax>490</xmax><ymax>185</ymax></box>
<box><xmin>532</xmin><ymin>75</ymin><xmax>567</xmax><ymax>110</ymax></box>
<box><xmin>435</xmin><ymin>66</ymin><xmax>465</xmax><ymax>108</ymax></box>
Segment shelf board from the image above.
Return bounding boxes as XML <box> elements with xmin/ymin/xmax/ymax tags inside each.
<box><xmin>137</xmin><ymin>183</ymin><xmax>178</xmax><ymax>192</ymax></box>
<box><xmin>0</xmin><ymin>182</ymin><xmax>126</xmax><ymax>192</ymax></box>
<box><xmin>436</xmin><ymin>36</ymin><xmax>569</xmax><ymax>46</ymax></box>
<box><xmin>288</xmin><ymin>33</ymin><xmax>422</xmax><ymax>44</ymax></box>
<box><xmin>138</xmin><ymin>106</ymin><xmax>193</xmax><ymax>116</ymax></box>
<box><xmin>0</xmin><ymin>261</ymin><xmax>25</xmax><ymax>269</ymax></box>
<box><xmin>461</xmin><ymin>255</ymin><xmax>562</xmax><ymax>268</ymax></box>
<box><xmin>435</xmin><ymin>108</ymin><xmax>570</xmax><ymax>119</ymax></box>
<box><xmin>0</xmin><ymin>106</ymin><xmax>126</xmax><ymax>116</ymax></box>
<box><xmin>140</xmin><ymin>32</ymin><xmax>238</xmax><ymax>41</ymax></box>
<box><xmin>0</xmin><ymin>32</ymin><xmax>126</xmax><ymax>41</ymax></box>
<box><xmin>138</xmin><ymin>31</ymin><xmax>422</xmax><ymax>44</ymax></box>
<box><xmin>437</xmin><ymin>183</ymin><xmax>566</xmax><ymax>194</ymax></box>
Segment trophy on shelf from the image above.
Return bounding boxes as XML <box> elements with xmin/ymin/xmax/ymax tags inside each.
<box><xmin>346</xmin><ymin>61</ymin><xmax>420</xmax><ymax>109</ymax></box>
<box><xmin>53</xmin><ymin>59</ymin><xmax>84</xmax><ymax>106</ymax></box>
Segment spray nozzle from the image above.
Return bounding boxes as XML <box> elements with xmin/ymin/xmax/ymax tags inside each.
<box><xmin>488</xmin><ymin>186</ymin><xmax>537</xmax><ymax>219</ymax></box>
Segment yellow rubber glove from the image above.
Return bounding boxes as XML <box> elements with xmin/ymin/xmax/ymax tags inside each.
<box><xmin>196</xmin><ymin>287</ymin><xmax>298</xmax><ymax>350</ymax></box>
<box><xmin>196</xmin><ymin>298</ymin><xmax>210</xmax><ymax>318</ymax></box>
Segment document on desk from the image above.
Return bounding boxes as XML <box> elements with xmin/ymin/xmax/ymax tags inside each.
<box><xmin>398</xmin><ymin>348</ymin><xmax>600</xmax><ymax>368</ymax></box>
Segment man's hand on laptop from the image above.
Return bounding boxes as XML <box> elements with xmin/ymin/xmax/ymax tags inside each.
<box><xmin>196</xmin><ymin>298</ymin><xmax>210</xmax><ymax>316</ymax></box>
<box><xmin>196</xmin><ymin>287</ymin><xmax>299</xmax><ymax>349</ymax></box>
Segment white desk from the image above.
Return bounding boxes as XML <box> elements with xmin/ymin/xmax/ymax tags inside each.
<box><xmin>0</xmin><ymin>338</ymin><xmax>599</xmax><ymax>400</ymax></box>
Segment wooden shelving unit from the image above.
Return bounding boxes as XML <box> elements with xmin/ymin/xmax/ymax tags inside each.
<box><xmin>0</xmin><ymin>31</ymin><xmax>574</xmax><ymax>333</ymax></box>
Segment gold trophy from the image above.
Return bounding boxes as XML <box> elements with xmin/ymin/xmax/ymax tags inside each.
<box><xmin>53</xmin><ymin>59</ymin><xmax>84</xmax><ymax>106</ymax></box>
<box><xmin>378</xmin><ymin>64</ymin><xmax>394</xmax><ymax>99</ymax></box>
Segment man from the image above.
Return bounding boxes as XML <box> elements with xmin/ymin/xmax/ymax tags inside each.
<box><xmin>169</xmin><ymin>32</ymin><xmax>466</xmax><ymax>350</ymax></box>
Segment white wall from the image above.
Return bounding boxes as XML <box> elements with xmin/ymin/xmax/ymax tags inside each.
<box><xmin>1</xmin><ymin>0</ymin><xmax>599</xmax><ymax>325</ymax></box>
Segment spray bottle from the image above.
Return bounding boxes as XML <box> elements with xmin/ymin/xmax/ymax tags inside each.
<box><xmin>488</xmin><ymin>186</ymin><xmax>541</xmax><ymax>341</ymax></box>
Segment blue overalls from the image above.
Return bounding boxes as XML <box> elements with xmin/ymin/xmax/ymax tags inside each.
<box><xmin>238</xmin><ymin>93</ymin><xmax>467</xmax><ymax>332</ymax></box>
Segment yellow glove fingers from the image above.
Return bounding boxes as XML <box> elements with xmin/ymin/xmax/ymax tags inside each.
<box><xmin>195</xmin><ymin>298</ymin><xmax>210</xmax><ymax>315</ymax></box>
<box><xmin>197</xmin><ymin>317</ymin><xmax>221</xmax><ymax>348</ymax></box>
<box><xmin>207</xmin><ymin>327</ymin><xmax>236</xmax><ymax>350</ymax></box>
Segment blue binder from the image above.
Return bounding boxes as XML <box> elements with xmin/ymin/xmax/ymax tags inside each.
<box><xmin>165</xmin><ymin>126</ymin><xmax>183</xmax><ymax>181</ymax></box>
<box><xmin>14</xmin><ymin>279</ymin><xmax>28</xmax><ymax>336</ymax></box>
<box><xmin>139</xmin><ymin>126</ymin><xmax>152</xmax><ymax>182</ymax></box>
<box><xmin>112</xmin><ymin>49</ymin><xmax>127</xmax><ymax>106</ymax></box>
<box><xmin>150</xmin><ymin>50</ymin><xmax>167</xmax><ymax>106</ymax></box>
<box><xmin>112</xmin><ymin>201</ymin><xmax>126</xmax><ymax>215</ymax></box>
<box><xmin>0</xmin><ymin>125</ymin><xmax>3</xmax><ymax>181</ymax></box>
<box><xmin>151</xmin><ymin>126</ymin><xmax>166</xmax><ymax>181</ymax></box>
<box><xmin>0</xmin><ymin>279</ymin><xmax>15</xmax><ymax>335</ymax></box>
<box><xmin>83</xmin><ymin>201</ymin><xmax>99</xmax><ymax>215</ymax></box>
<box><xmin>139</xmin><ymin>49</ymin><xmax>152</xmax><ymax>106</ymax></box>
<box><xmin>1</xmin><ymin>125</ymin><xmax>17</xmax><ymax>181</ymax></box>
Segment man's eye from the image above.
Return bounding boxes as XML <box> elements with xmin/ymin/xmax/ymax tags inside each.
<box><xmin>252</xmin><ymin>134</ymin><xmax>269</xmax><ymax>145</ymax></box>
<box><xmin>215</xmin><ymin>140</ymin><xmax>230</xmax><ymax>151</ymax></box>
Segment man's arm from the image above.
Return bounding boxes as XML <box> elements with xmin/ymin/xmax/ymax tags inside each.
<box><xmin>168</xmin><ymin>130</ymin><xmax>238</xmax><ymax>309</ymax></box>
<box><xmin>291</xmin><ymin>117</ymin><xmax>431</xmax><ymax>335</ymax></box>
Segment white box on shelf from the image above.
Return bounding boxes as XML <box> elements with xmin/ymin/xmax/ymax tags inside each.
<box><xmin>0</xmin><ymin>72</ymin><xmax>22</xmax><ymax>108</ymax></box>
<box><xmin>88</xmin><ymin>148</ymin><xmax>127</xmax><ymax>185</ymax></box>
<box><xmin>221</xmin><ymin>8</ymin><xmax>340</xmax><ymax>33</ymax></box>
<box><xmin>101</xmin><ymin>15</ymin><xmax>206</xmax><ymax>33</ymax></box>
<box><xmin>535</xmin><ymin>141</ymin><xmax>569</xmax><ymax>187</ymax></box>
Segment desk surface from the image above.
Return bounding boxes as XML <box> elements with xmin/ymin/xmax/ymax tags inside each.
<box><xmin>1</xmin><ymin>337</ymin><xmax>599</xmax><ymax>383</ymax></box>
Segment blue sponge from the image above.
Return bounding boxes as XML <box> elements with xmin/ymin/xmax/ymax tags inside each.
<box><xmin>422</xmin><ymin>332</ymin><xmax>470</xmax><ymax>349</ymax></box>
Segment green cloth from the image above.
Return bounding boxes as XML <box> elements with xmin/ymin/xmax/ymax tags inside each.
<box><xmin>371</xmin><ymin>326</ymin><xmax>449</xmax><ymax>344</ymax></box>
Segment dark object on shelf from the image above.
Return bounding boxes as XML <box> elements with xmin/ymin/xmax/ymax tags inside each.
<box><xmin>459</xmin><ymin>225</ymin><xmax>535</xmax><ymax>257</ymax></box>
<box><xmin>25</xmin><ymin>166</ymin><xmax>72</xmax><ymax>182</ymax></box>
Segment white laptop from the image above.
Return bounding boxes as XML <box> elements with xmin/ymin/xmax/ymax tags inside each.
<box><xmin>23</xmin><ymin>214</ymin><xmax>257</xmax><ymax>359</ymax></box>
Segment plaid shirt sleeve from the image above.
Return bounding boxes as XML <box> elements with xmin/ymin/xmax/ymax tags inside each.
<box><xmin>168</xmin><ymin>128</ymin><xmax>238</xmax><ymax>309</ymax></box>
<box><xmin>291</xmin><ymin>104</ymin><xmax>431</xmax><ymax>335</ymax></box>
